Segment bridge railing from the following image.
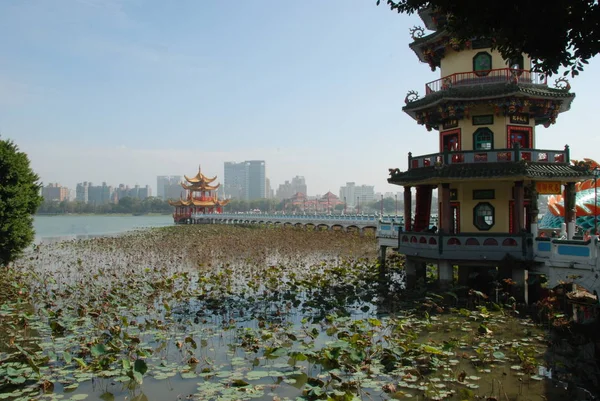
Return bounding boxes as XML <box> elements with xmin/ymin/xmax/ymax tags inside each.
<box><xmin>396</xmin><ymin>231</ymin><xmax>533</xmax><ymax>261</ymax></box>
<box><xmin>534</xmin><ymin>237</ymin><xmax>599</xmax><ymax>266</ymax></box>
<box><xmin>193</xmin><ymin>213</ymin><xmax>403</xmax><ymax>224</ymax></box>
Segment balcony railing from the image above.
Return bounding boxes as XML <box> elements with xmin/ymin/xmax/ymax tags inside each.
<box><xmin>409</xmin><ymin>146</ymin><xmax>568</xmax><ymax>170</ymax></box>
<box><xmin>398</xmin><ymin>232</ymin><xmax>533</xmax><ymax>261</ymax></box>
<box><xmin>425</xmin><ymin>68</ymin><xmax>547</xmax><ymax>95</ymax></box>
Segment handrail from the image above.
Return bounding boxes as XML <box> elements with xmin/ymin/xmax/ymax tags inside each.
<box><xmin>425</xmin><ymin>68</ymin><xmax>547</xmax><ymax>95</ymax></box>
<box><xmin>409</xmin><ymin>146</ymin><xmax>568</xmax><ymax>169</ymax></box>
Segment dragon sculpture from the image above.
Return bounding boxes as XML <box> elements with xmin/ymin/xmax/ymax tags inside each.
<box><xmin>539</xmin><ymin>158</ymin><xmax>600</xmax><ymax>231</ymax></box>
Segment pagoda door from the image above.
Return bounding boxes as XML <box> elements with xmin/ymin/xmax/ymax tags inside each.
<box><xmin>508</xmin><ymin>126</ymin><xmax>532</xmax><ymax>148</ymax></box>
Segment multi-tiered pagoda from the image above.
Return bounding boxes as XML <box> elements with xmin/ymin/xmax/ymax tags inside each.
<box><xmin>169</xmin><ymin>167</ymin><xmax>230</xmax><ymax>224</ymax></box>
<box><xmin>388</xmin><ymin>8</ymin><xmax>592</xmax><ymax>297</ymax></box>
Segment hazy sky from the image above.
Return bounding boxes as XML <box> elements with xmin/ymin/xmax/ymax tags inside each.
<box><xmin>2</xmin><ymin>1</ymin><xmax>600</xmax><ymax>196</ymax></box>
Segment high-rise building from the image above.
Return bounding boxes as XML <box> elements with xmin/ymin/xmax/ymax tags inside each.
<box><xmin>246</xmin><ymin>160</ymin><xmax>266</xmax><ymax>200</ymax></box>
<box><xmin>157</xmin><ymin>176</ymin><xmax>182</xmax><ymax>200</ymax></box>
<box><xmin>224</xmin><ymin>160</ymin><xmax>266</xmax><ymax>200</ymax></box>
<box><xmin>339</xmin><ymin>182</ymin><xmax>375</xmax><ymax>208</ymax></box>
<box><xmin>41</xmin><ymin>183</ymin><xmax>69</xmax><ymax>202</ymax></box>
<box><xmin>224</xmin><ymin>162</ymin><xmax>246</xmax><ymax>199</ymax></box>
<box><xmin>87</xmin><ymin>182</ymin><xmax>113</xmax><ymax>205</ymax></box>
<box><xmin>76</xmin><ymin>182</ymin><xmax>90</xmax><ymax>203</ymax></box>
<box><xmin>276</xmin><ymin>176</ymin><xmax>307</xmax><ymax>200</ymax></box>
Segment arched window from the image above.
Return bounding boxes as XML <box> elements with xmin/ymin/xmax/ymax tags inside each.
<box><xmin>473</xmin><ymin>52</ymin><xmax>492</xmax><ymax>76</ymax></box>
<box><xmin>474</xmin><ymin>202</ymin><xmax>495</xmax><ymax>231</ymax></box>
<box><xmin>473</xmin><ymin>128</ymin><xmax>494</xmax><ymax>150</ymax></box>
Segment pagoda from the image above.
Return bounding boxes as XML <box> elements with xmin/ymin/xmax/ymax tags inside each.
<box><xmin>387</xmin><ymin>8</ymin><xmax>592</xmax><ymax>297</ymax></box>
<box><xmin>169</xmin><ymin>166</ymin><xmax>230</xmax><ymax>224</ymax></box>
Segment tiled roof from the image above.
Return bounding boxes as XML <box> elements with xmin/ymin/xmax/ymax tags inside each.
<box><xmin>388</xmin><ymin>162</ymin><xmax>592</xmax><ymax>185</ymax></box>
<box><xmin>404</xmin><ymin>83</ymin><xmax>574</xmax><ymax>112</ymax></box>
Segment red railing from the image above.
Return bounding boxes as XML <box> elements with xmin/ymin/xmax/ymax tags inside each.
<box><xmin>425</xmin><ymin>68</ymin><xmax>547</xmax><ymax>95</ymax></box>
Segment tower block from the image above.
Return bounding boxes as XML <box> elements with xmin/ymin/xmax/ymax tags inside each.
<box><xmin>388</xmin><ymin>9</ymin><xmax>592</xmax><ymax>294</ymax></box>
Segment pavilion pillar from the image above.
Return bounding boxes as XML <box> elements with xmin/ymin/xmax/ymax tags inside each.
<box><xmin>440</xmin><ymin>183</ymin><xmax>452</xmax><ymax>233</ymax></box>
<box><xmin>405</xmin><ymin>257</ymin><xmax>426</xmax><ymax>290</ymax></box>
<box><xmin>530</xmin><ymin>185</ymin><xmax>539</xmax><ymax>237</ymax></box>
<box><xmin>404</xmin><ymin>186</ymin><xmax>412</xmax><ymax>232</ymax></box>
<box><xmin>565</xmin><ymin>182</ymin><xmax>576</xmax><ymax>239</ymax></box>
<box><xmin>414</xmin><ymin>185</ymin><xmax>433</xmax><ymax>232</ymax></box>
<box><xmin>512</xmin><ymin>267</ymin><xmax>529</xmax><ymax>304</ymax></box>
<box><xmin>438</xmin><ymin>260</ymin><xmax>453</xmax><ymax>289</ymax></box>
<box><xmin>513</xmin><ymin>181</ymin><xmax>525</xmax><ymax>233</ymax></box>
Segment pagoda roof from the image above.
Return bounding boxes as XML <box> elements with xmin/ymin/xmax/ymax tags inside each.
<box><xmin>184</xmin><ymin>167</ymin><xmax>218</xmax><ymax>184</ymax></box>
<box><xmin>320</xmin><ymin>191</ymin><xmax>339</xmax><ymax>200</ymax></box>
<box><xmin>417</xmin><ymin>7</ymin><xmax>447</xmax><ymax>31</ymax></box>
<box><xmin>388</xmin><ymin>162</ymin><xmax>592</xmax><ymax>186</ymax></box>
<box><xmin>405</xmin><ymin>83</ymin><xmax>574</xmax><ymax>112</ymax></box>
<box><xmin>404</xmin><ymin>83</ymin><xmax>574</xmax><ymax>128</ymax></box>
<box><xmin>168</xmin><ymin>198</ymin><xmax>230</xmax><ymax>207</ymax></box>
<box><xmin>181</xmin><ymin>181</ymin><xmax>221</xmax><ymax>191</ymax></box>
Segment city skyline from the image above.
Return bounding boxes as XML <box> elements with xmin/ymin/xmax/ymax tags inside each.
<box><xmin>2</xmin><ymin>1</ymin><xmax>600</xmax><ymax>196</ymax></box>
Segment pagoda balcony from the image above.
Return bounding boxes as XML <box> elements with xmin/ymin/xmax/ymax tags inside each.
<box><xmin>398</xmin><ymin>232</ymin><xmax>534</xmax><ymax>262</ymax></box>
<box><xmin>409</xmin><ymin>146</ymin><xmax>567</xmax><ymax>170</ymax></box>
<box><xmin>425</xmin><ymin>68</ymin><xmax>547</xmax><ymax>95</ymax></box>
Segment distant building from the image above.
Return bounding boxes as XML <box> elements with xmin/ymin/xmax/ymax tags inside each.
<box><xmin>157</xmin><ymin>176</ymin><xmax>182</xmax><ymax>200</ymax></box>
<box><xmin>42</xmin><ymin>183</ymin><xmax>69</xmax><ymax>202</ymax></box>
<box><xmin>224</xmin><ymin>162</ymin><xmax>246</xmax><ymax>199</ymax></box>
<box><xmin>339</xmin><ymin>182</ymin><xmax>375</xmax><ymax>208</ymax></box>
<box><xmin>276</xmin><ymin>176</ymin><xmax>307</xmax><ymax>200</ymax></box>
<box><xmin>76</xmin><ymin>182</ymin><xmax>90</xmax><ymax>203</ymax></box>
<box><xmin>113</xmin><ymin>184</ymin><xmax>152</xmax><ymax>202</ymax></box>
<box><xmin>87</xmin><ymin>182</ymin><xmax>113</xmax><ymax>205</ymax></box>
<box><xmin>265</xmin><ymin>178</ymin><xmax>274</xmax><ymax>199</ymax></box>
<box><xmin>224</xmin><ymin>160</ymin><xmax>266</xmax><ymax>200</ymax></box>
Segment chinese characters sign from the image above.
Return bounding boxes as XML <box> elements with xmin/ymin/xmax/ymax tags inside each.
<box><xmin>536</xmin><ymin>182</ymin><xmax>561</xmax><ymax>195</ymax></box>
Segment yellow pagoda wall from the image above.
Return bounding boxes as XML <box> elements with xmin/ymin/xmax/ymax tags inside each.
<box><xmin>450</xmin><ymin>180</ymin><xmax>513</xmax><ymax>233</ymax></box>
<box><xmin>440</xmin><ymin>48</ymin><xmax>532</xmax><ymax>78</ymax></box>
<box><xmin>439</xmin><ymin>104</ymin><xmax>536</xmax><ymax>152</ymax></box>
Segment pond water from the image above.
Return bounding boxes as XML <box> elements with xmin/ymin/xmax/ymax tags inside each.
<box><xmin>33</xmin><ymin>215</ymin><xmax>173</xmax><ymax>243</ymax></box>
<box><xmin>0</xmin><ymin>225</ymin><xmax>586</xmax><ymax>400</ymax></box>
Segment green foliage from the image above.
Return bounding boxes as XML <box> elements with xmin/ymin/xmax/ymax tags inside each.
<box><xmin>37</xmin><ymin>196</ymin><xmax>173</xmax><ymax>215</ymax></box>
<box><xmin>0</xmin><ymin>139</ymin><xmax>42</xmax><ymax>266</ymax></box>
<box><xmin>378</xmin><ymin>0</ymin><xmax>598</xmax><ymax>77</ymax></box>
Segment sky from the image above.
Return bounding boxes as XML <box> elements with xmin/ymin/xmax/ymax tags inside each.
<box><xmin>2</xmin><ymin>0</ymin><xmax>600</xmax><ymax>196</ymax></box>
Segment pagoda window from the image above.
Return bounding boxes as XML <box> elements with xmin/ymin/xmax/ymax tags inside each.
<box><xmin>473</xmin><ymin>52</ymin><xmax>492</xmax><ymax>77</ymax></box>
<box><xmin>473</xmin><ymin>128</ymin><xmax>494</xmax><ymax>150</ymax></box>
<box><xmin>474</xmin><ymin>202</ymin><xmax>495</xmax><ymax>231</ymax></box>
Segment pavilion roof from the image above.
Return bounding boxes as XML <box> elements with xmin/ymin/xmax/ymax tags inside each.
<box><xmin>184</xmin><ymin>166</ymin><xmax>218</xmax><ymax>184</ymax></box>
<box><xmin>388</xmin><ymin>162</ymin><xmax>592</xmax><ymax>186</ymax></box>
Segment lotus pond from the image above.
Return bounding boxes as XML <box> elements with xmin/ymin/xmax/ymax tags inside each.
<box><xmin>0</xmin><ymin>225</ymin><xmax>575</xmax><ymax>400</ymax></box>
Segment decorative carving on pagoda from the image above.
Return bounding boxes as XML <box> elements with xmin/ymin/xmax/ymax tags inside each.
<box><xmin>554</xmin><ymin>77</ymin><xmax>571</xmax><ymax>91</ymax></box>
<box><xmin>409</xmin><ymin>26</ymin><xmax>425</xmax><ymax>40</ymax></box>
<box><xmin>404</xmin><ymin>90</ymin><xmax>420</xmax><ymax>104</ymax></box>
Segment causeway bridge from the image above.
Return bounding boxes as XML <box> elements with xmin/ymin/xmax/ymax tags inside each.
<box><xmin>190</xmin><ymin>212</ymin><xmax>402</xmax><ymax>235</ymax></box>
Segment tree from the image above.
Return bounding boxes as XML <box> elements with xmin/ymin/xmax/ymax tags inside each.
<box><xmin>0</xmin><ymin>139</ymin><xmax>43</xmax><ymax>266</ymax></box>
<box><xmin>378</xmin><ymin>0</ymin><xmax>599</xmax><ymax>77</ymax></box>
